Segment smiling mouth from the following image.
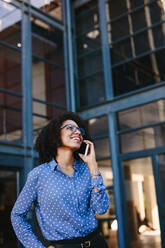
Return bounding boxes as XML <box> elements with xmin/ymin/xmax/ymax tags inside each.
<box><xmin>71</xmin><ymin>137</ymin><xmax>81</xmax><ymax>142</ymax></box>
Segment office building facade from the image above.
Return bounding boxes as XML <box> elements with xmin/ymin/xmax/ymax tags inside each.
<box><xmin>0</xmin><ymin>0</ymin><xmax>165</xmax><ymax>247</ymax></box>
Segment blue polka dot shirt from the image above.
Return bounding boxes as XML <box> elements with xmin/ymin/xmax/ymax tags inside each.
<box><xmin>11</xmin><ymin>159</ymin><xmax>109</xmax><ymax>248</ymax></box>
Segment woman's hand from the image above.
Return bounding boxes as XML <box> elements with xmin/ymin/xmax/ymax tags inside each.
<box><xmin>78</xmin><ymin>140</ymin><xmax>99</xmax><ymax>175</ymax></box>
<box><xmin>47</xmin><ymin>246</ymin><xmax>54</xmax><ymax>248</ymax></box>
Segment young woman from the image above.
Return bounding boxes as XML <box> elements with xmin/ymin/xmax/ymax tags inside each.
<box><xmin>11</xmin><ymin>111</ymin><xmax>109</xmax><ymax>248</ymax></box>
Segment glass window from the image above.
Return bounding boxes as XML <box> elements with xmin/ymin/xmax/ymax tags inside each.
<box><xmin>118</xmin><ymin>100</ymin><xmax>165</xmax><ymax>130</ymax></box>
<box><xmin>31</xmin><ymin>17</ymin><xmax>66</xmax><ymax>133</ymax></box>
<box><xmin>0</xmin><ymin>46</ymin><xmax>22</xmax><ymax>142</ymax></box>
<box><xmin>31</xmin><ymin>0</ymin><xmax>62</xmax><ymax>20</ymax></box>
<box><xmin>75</xmin><ymin>0</ymin><xmax>106</xmax><ymax>108</ymax></box>
<box><xmin>120</xmin><ymin>125</ymin><xmax>165</xmax><ymax>153</ymax></box>
<box><xmin>94</xmin><ymin>138</ymin><xmax>110</xmax><ymax>159</ymax></box>
<box><xmin>158</xmin><ymin>154</ymin><xmax>165</xmax><ymax>221</ymax></box>
<box><xmin>0</xmin><ymin>1</ymin><xmax>21</xmax><ymax>46</ymax></box>
<box><xmin>78</xmin><ymin>50</ymin><xmax>103</xmax><ymax>78</ymax></box>
<box><xmin>88</xmin><ymin>116</ymin><xmax>108</xmax><ymax>137</ymax></box>
<box><xmin>76</xmin><ymin>2</ymin><xmax>99</xmax><ymax>36</ymax></box>
<box><xmin>79</xmin><ymin>72</ymin><xmax>105</xmax><ymax>107</ymax></box>
<box><xmin>0</xmin><ymin>169</ymin><xmax>18</xmax><ymax>247</ymax></box>
<box><xmin>123</xmin><ymin>158</ymin><xmax>161</xmax><ymax>247</ymax></box>
<box><xmin>106</xmin><ymin>0</ymin><xmax>165</xmax><ymax>96</ymax></box>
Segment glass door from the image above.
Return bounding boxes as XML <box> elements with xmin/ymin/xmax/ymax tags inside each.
<box><xmin>123</xmin><ymin>157</ymin><xmax>161</xmax><ymax>248</ymax></box>
<box><xmin>0</xmin><ymin>168</ymin><xmax>19</xmax><ymax>248</ymax></box>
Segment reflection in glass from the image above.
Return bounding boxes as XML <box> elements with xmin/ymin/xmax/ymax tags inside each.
<box><xmin>75</xmin><ymin>0</ymin><xmax>105</xmax><ymax>108</ymax></box>
<box><xmin>0</xmin><ymin>170</ymin><xmax>17</xmax><ymax>247</ymax></box>
<box><xmin>30</xmin><ymin>0</ymin><xmax>62</xmax><ymax>20</ymax></box>
<box><xmin>123</xmin><ymin>158</ymin><xmax>161</xmax><ymax>247</ymax></box>
<box><xmin>106</xmin><ymin>0</ymin><xmax>165</xmax><ymax>95</ymax></box>
<box><xmin>31</xmin><ymin>18</ymin><xmax>64</xmax><ymax>65</ymax></box>
<box><xmin>158</xmin><ymin>154</ymin><xmax>165</xmax><ymax>220</ymax></box>
<box><xmin>118</xmin><ymin>100</ymin><xmax>165</xmax><ymax>130</ymax></box>
<box><xmin>0</xmin><ymin>1</ymin><xmax>21</xmax><ymax>46</ymax></box>
<box><xmin>0</xmin><ymin>46</ymin><xmax>22</xmax><ymax>142</ymax></box>
<box><xmin>79</xmin><ymin>72</ymin><xmax>105</xmax><ymax>107</ymax></box>
<box><xmin>120</xmin><ymin>125</ymin><xmax>165</xmax><ymax>153</ymax></box>
<box><xmin>94</xmin><ymin>138</ymin><xmax>110</xmax><ymax>159</ymax></box>
<box><xmin>31</xmin><ymin>17</ymin><xmax>66</xmax><ymax>133</ymax></box>
<box><xmin>88</xmin><ymin>116</ymin><xmax>108</xmax><ymax>137</ymax></box>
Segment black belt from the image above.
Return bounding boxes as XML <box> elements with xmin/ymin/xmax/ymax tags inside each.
<box><xmin>47</xmin><ymin>229</ymin><xmax>100</xmax><ymax>248</ymax></box>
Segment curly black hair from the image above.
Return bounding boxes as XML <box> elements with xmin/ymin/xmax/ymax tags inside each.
<box><xmin>35</xmin><ymin>111</ymin><xmax>91</xmax><ymax>164</ymax></box>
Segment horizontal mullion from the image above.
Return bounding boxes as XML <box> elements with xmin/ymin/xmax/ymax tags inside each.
<box><xmin>0</xmin><ymin>41</ymin><xmax>21</xmax><ymax>52</ymax></box>
<box><xmin>78</xmin><ymin>47</ymin><xmax>102</xmax><ymax>59</ymax></box>
<box><xmin>110</xmin><ymin>19</ymin><xmax>165</xmax><ymax>46</ymax></box>
<box><xmin>119</xmin><ymin>145</ymin><xmax>165</xmax><ymax>160</ymax></box>
<box><xmin>111</xmin><ymin>44</ymin><xmax>165</xmax><ymax>68</ymax></box>
<box><xmin>79</xmin><ymin>69</ymin><xmax>103</xmax><ymax>81</ymax></box>
<box><xmin>32</xmin><ymin>54</ymin><xmax>65</xmax><ymax>69</ymax></box>
<box><xmin>0</xmin><ymin>88</ymin><xmax>22</xmax><ymax>97</ymax></box>
<box><xmin>75</xmin><ymin>5</ymin><xmax>98</xmax><ymax>19</ymax></box>
<box><xmin>0</xmin><ymin>104</ymin><xmax>21</xmax><ymax>113</ymax></box>
<box><xmin>33</xmin><ymin>97</ymin><xmax>66</xmax><ymax>110</ymax></box>
<box><xmin>117</xmin><ymin>120</ymin><xmax>165</xmax><ymax>135</ymax></box>
<box><xmin>107</xmin><ymin>0</ymin><xmax>157</xmax><ymax>24</ymax></box>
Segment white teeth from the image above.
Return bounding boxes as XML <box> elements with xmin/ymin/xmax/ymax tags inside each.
<box><xmin>72</xmin><ymin>137</ymin><xmax>80</xmax><ymax>140</ymax></box>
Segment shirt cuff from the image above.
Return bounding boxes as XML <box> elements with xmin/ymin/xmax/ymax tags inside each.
<box><xmin>91</xmin><ymin>175</ymin><xmax>106</xmax><ymax>191</ymax></box>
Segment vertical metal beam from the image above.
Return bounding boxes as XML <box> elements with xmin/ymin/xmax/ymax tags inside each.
<box><xmin>152</xmin><ymin>155</ymin><xmax>165</xmax><ymax>248</ymax></box>
<box><xmin>108</xmin><ymin>112</ymin><xmax>130</xmax><ymax>248</ymax></box>
<box><xmin>66</xmin><ymin>0</ymin><xmax>76</xmax><ymax>112</ymax></box>
<box><xmin>98</xmin><ymin>0</ymin><xmax>114</xmax><ymax>100</ymax></box>
<box><xmin>21</xmin><ymin>1</ymin><xmax>33</xmax><ymax>188</ymax></box>
<box><xmin>62</xmin><ymin>0</ymin><xmax>71</xmax><ymax>111</ymax></box>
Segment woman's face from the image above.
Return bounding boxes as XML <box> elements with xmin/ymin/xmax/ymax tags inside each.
<box><xmin>60</xmin><ymin>120</ymin><xmax>84</xmax><ymax>151</ymax></box>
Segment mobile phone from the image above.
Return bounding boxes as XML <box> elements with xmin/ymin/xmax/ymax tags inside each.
<box><xmin>78</xmin><ymin>142</ymin><xmax>89</xmax><ymax>156</ymax></box>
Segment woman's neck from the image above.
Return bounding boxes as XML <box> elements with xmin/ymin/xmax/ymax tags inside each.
<box><xmin>56</xmin><ymin>148</ymin><xmax>74</xmax><ymax>168</ymax></box>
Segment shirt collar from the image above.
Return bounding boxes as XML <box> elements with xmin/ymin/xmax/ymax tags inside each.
<box><xmin>49</xmin><ymin>158</ymin><xmax>80</xmax><ymax>172</ymax></box>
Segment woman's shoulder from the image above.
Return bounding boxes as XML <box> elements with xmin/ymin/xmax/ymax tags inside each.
<box><xmin>28</xmin><ymin>162</ymin><xmax>49</xmax><ymax>178</ymax></box>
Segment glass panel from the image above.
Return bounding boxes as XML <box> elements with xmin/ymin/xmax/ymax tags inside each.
<box><xmin>120</xmin><ymin>125</ymin><xmax>165</xmax><ymax>153</ymax></box>
<box><xmin>158</xmin><ymin>154</ymin><xmax>165</xmax><ymax>224</ymax></box>
<box><xmin>75</xmin><ymin>2</ymin><xmax>99</xmax><ymax>36</ymax></box>
<box><xmin>0</xmin><ymin>1</ymin><xmax>21</xmax><ymax>46</ymax></box>
<box><xmin>88</xmin><ymin>116</ymin><xmax>108</xmax><ymax>137</ymax></box>
<box><xmin>0</xmin><ymin>169</ymin><xmax>18</xmax><ymax>248</ymax></box>
<box><xmin>0</xmin><ymin>46</ymin><xmax>22</xmax><ymax>142</ymax></box>
<box><xmin>78</xmin><ymin>50</ymin><xmax>103</xmax><ymax>78</ymax></box>
<box><xmin>94</xmin><ymin>138</ymin><xmax>110</xmax><ymax>159</ymax></box>
<box><xmin>32</xmin><ymin>17</ymin><xmax>66</xmax><ymax>134</ymax></box>
<box><xmin>79</xmin><ymin>72</ymin><xmax>105</xmax><ymax>107</ymax></box>
<box><xmin>31</xmin><ymin>17</ymin><xmax>64</xmax><ymax>65</ymax></box>
<box><xmin>131</xmin><ymin>9</ymin><xmax>147</xmax><ymax>32</ymax></box>
<box><xmin>123</xmin><ymin>158</ymin><xmax>161</xmax><ymax>247</ymax></box>
<box><xmin>118</xmin><ymin>100</ymin><xmax>165</xmax><ymax>130</ymax></box>
<box><xmin>106</xmin><ymin>0</ymin><xmax>165</xmax><ymax>96</ymax></box>
<box><xmin>97</xmin><ymin>159</ymin><xmax>118</xmax><ymax>248</ymax></box>
<box><xmin>106</xmin><ymin>0</ymin><xmax>128</xmax><ymax>20</ymax></box>
<box><xmin>31</xmin><ymin>0</ymin><xmax>62</xmax><ymax>20</ymax></box>
<box><xmin>75</xmin><ymin>0</ymin><xmax>105</xmax><ymax>108</ymax></box>
<box><xmin>111</xmin><ymin>38</ymin><xmax>132</xmax><ymax>64</ymax></box>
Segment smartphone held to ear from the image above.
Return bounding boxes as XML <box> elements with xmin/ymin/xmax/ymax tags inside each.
<box><xmin>78</xmin><ymin>142</ymin><xmax>89</xmax><ymax>156</ymax></box>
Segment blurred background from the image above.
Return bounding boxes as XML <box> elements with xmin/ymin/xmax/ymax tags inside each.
<box><xmin>0</xmin><ymin>0</ymin><xmax>165</xmax><ymax>247</ymax></box>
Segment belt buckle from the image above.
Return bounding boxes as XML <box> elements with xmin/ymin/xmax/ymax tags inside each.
<box><xmin>81</xmin><ymin>240</ymin><xmax>91</xmax><ymax>248</ymax></box>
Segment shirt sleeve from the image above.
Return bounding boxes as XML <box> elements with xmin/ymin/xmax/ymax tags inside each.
<box><xmin>90</xmin><ymin>175</ymin><xmax>109</xmax><ymax>215</ymax></box>
<box><xmin>11</xmin><ymin>169</ymin><xmax>45</xmax><ymax>248</ymax></box>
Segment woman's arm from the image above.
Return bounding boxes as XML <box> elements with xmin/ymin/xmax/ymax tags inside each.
<box><xmin>11</xmin><ymin>169</ymin><xmax>45</xmax><ymax>248</ymax></box>
<box><xmin>78</xmin><ymin>140</ymin><xmax>109</xmax><ymax>214</ymax></box>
